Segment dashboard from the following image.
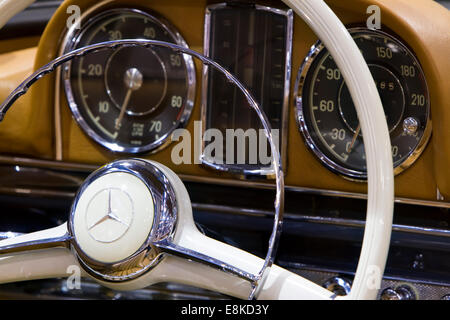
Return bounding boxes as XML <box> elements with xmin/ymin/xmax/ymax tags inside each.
<box><xmin>0</xmin><ymin>0</ymin><xmax>449</xmax><ymax>300</ymax></box>
<box><xmin>0</xmin><ymin>0</ymin><xmax>448</xmax><ymax>201</ymax></box>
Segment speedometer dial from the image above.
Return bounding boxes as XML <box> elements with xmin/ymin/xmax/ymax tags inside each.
<box><xmin>63</xmin><ymin>8</ymin><xmax>195</xmax><ymax>153</ymax></box>
<box><xmin>295</xmin><ymin>28</ymin><xmax>431</xmax><ymax>180</ymax></box>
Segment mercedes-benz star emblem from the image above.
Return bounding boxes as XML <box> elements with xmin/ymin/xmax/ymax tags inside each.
<box><xmin>85</xmin><ymin>188</ymin><xmax>134</xmax><ymax>243</ymax></box>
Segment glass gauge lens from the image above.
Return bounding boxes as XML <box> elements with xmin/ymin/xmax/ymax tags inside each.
<box><xmin>296</xmin><ymin>28</ymin><xmax>431</xmax><ymax>180</ymax></box>
<box><xmin>63</xmin><ymin>9</ymin><xmax>195</xmax><ymax>153</ymax></box>
<box><xmin>202</xmin><ymin>4</ymin><xmax>292</xmax><ymax>174</ymax></box>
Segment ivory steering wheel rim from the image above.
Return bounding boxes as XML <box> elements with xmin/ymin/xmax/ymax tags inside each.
<box><xmin>284</xmin><ymin>0</ymin><xmax>394</xmax><ymax>300</ymax></box>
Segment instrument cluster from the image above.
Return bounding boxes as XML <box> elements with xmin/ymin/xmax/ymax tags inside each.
<box><xmin>61</xmin><ymin>3</ymin><xmax>432</xmax><ymax>181</ymax></box>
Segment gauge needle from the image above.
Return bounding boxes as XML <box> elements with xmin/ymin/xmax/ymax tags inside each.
<box><xmin>115</xmin><ymin>67</ymin><xmax>144</xmax><ymax>130</ymax></box>
<box><xmin>115</xmin><ymin>88</ymin><xmax>133</xmax><ymax>130</ymax></box>
<box><xmin>347</xmin><ymin>124</ymin><xmax>361</xmax><ymax>153</ymax></box>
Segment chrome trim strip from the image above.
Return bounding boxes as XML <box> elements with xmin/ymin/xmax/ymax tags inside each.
<box><xmin>201</xmin><ymin>3</ymin><xmax>293</xmax><ymax>177</ymax></box>
<box><xmin>2</xmin><ymin>182</ymin><xmax>449</xmax><ymax>234</ymax></box>
<box><xmin>0</xmin><ymin>155</ymin><xmax>448</xmax><ymax>209</ymax></box>
<box><xmin>192</xmin><ymin>203</ymin><xmax>450</xmax><ymax>238</ymax></box>
<box><xmin>54</xmin><ymin>46</ymin><xmax>63</xmax><ymax>160</ymax></box>
<box><xmin>180</xmin><ymin>173</ymin><xmax>450</xmax><ymax>209</ymax></box>
<box><xmin>0</xmin><ymin>155</ymin><xmax>98</xmax><ymax>172</ymax></box>
<box><xmin>0</xmin><ymin>187</ymin><xmax>76</xmax><ymax>198</ymax></box>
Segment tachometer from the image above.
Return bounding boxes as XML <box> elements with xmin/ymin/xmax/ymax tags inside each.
<box><xmin>295</xmin><ymin>28</ymin><xmax>431</xmax><ymax>180</ymax></box>
<box><xmin>62</xmin><ymin>8</ymin><xmax>195</xmax><ymax>153</ymax></box>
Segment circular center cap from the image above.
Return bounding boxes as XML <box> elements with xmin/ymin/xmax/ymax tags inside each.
<box><xmin>71</xmin><ymin>172</ymin><xmax>154</xmax><ymax>264</ymax></box>
<box><xmin>105</xmin><ymin>46</ymin><xmax>168</xmax><ymax>116</ymax></box>
<box><xmin>124</xmin><ymin>68</ymin><xmax>143</xmax><ymax>91</ymax></box>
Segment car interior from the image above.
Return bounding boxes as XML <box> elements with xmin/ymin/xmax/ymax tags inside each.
<box><xmin>0</xmin><ymin>0</ymin><xmax>448</xmax><ymax>300</ymax></box>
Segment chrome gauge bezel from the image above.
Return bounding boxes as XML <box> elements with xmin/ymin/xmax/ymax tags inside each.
<box><xmin>294</xmin><ymin>27</ymin><xmax>432</xmax><ymax>180</ymax></box>
<box><xmin>61</xmin><ymin>6</ymin><xmax>196</xmax><ymax>154</ymax></box>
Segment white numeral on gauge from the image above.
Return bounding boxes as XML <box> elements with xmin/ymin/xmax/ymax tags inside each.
<box><xmin>411</xmin><ymin>94</ymin><xmax>425</xmax><ymax>106</ymax></box>
<box><xmin>401</xmin><ymin>65</ymin><xmax>416</xmax><ymax>77</ymax></box>
<box><xmin>170</xmin><ymin>54</ymin><xmax>182</xmax><ymax>67</ymax></box>
<box><xmin>392</xmin><ymin>145</ymin><xmax>399</xmax><ymax>157</ymax></box>
<box><xmin>320</xmin><ymin>99</ymin><xmax>335</xmax><ymax>112</ymax></box>
<box><xmin>88</xmin><ymin>64</ymin><xmax>103</xmax><ymax>76</ymax></box>
<box><xmin>331</xmin><ymin>128</ymin><xmax>346</xmax><ymax>141</ymax></box>
<box><xmin>149</xmin><ymin>120</ymin><xmax>162</xmax><ymax>132</ymax></box>
<box><xmin>98</xmin><ymin>101</ymin><xmax>109</xmax><ymax>113</ymax></box>
<box><xmin>326</xmin><ymin>68</ymin><xmax>341</xmax><ymax>80</ymax></box>
<box><xmin>376</xmin><ymin>46</ymin><xmax>392</xmax><ymax>59</ymax></box>
<box><xmin>144</xmin><ymin>27</ymin><xmax>156</xmax><ymax>38</ymax></box>
<box><xmin>108</xmin><ymin>30</ymin><xmax>122</xmax><ymax>40</ymax></box>
<box><xmin>171</xmin><ymin>96</ymin><xmax>182</xmax><ymax>108</ymax></box>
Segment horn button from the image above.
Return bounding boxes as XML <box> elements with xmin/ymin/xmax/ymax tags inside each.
<box><xmin>68</xmin><ymin>159</ymin><xmax>178</xmax><ymax>283</ymax></box>
<box><xmin>71</xmin><ymin>172</ymin><xmax>154</xmax><ymax>264</ymax></box>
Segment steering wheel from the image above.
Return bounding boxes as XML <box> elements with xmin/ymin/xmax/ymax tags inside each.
<box><xmin>0</xmin><ymin>0</ymin><xmax>393</xmax><ymax>300</ymax></box>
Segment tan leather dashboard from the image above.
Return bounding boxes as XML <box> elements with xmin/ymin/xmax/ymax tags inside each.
<box><xmin>0</xmin><ymin>0</ymin><xmax>449</xmax><ymax>201</ymax></box>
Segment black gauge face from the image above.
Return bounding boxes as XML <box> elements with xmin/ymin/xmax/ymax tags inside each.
<box><xmin>297</xmin><ymin>28</ymin><xmax>431</xmax><ymax>179</ymax></box>
<box><xmin>63</xmin><ymin>9</ymin><xmax>195</xmax><ymax>153</ymax></box>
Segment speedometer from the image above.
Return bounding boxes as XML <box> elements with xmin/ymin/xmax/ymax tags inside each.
<box><xmin>295</xmin><ymin>28</ymin><xmax>431</xmax><ymax>180</ymax></box>
<box><xmin>62</xmin><ymin>8</ymin><xmax>195</xmax><ymax>154</ymax></box>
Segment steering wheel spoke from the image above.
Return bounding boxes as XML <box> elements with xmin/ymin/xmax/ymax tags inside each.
<box><xmin>152</xmin><ymin>229</ymin><xmax>333</xmax><ymax>300</ymax></box>
<box><xmin>153</xmin><ymin>238</ymin><xmax>259</xmax><ymax>283</ymax></box>
<box><xmin>0</xmin><ymin>224</ymin><xmax>70</xmax><ymax>255</ymax></box>
<box><xmin>0</xmin><ymin>224</ymin><xmax>79</xmax><ymax>283</ymax></box>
